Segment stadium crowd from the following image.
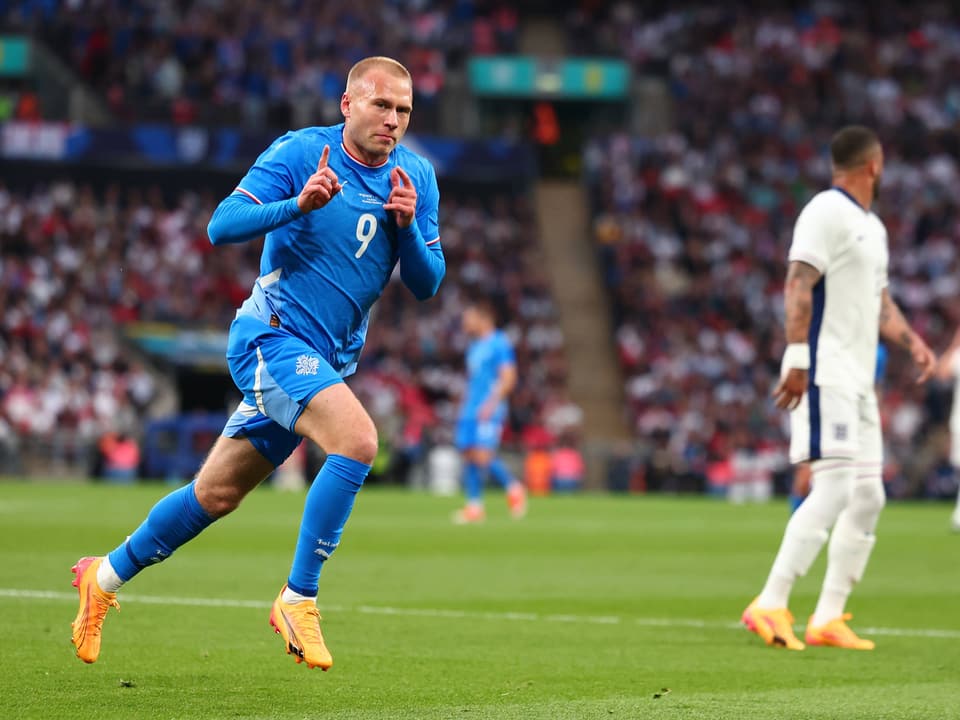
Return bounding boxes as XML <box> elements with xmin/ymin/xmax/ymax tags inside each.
<box><xmin>582</xmin><ymin>3</ymin><xmax>960</xmax><ymax>497</ymax></box>
<box><xmin>1</xmin><ymin>0</ymin><xmax>518</xmax><ymax>131</ymax></box>
<box><xmin>0</xmin><ymin>180</ymin><xmax>573</xmax><ymax>479</ymax></box>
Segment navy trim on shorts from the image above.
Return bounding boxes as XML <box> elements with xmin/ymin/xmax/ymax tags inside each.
<box><xmin>808</xmin><ymin>384</ymin><xmax>822</xmax><ymax>460</ymax></box>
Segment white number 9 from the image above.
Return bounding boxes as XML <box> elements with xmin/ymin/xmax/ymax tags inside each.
<box><xmin>355</xmin><ymin>213</ymin><xmax>377</xmax><ymax>259</ymax></box>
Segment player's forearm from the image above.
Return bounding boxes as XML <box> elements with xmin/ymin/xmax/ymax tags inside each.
<box><xmin>207</xmin><ymin>194</ymin><xmax>302</xmax><ymax>245</ymax></box>
<box><xmin>783</xmin><ymin>282</ymin><xmax>814</xmax><ymax>344</ymax></box>
<box><xmin>782</xmin><ymin>261</ymin><xmax>821</xmax><ymax>344</ymax></box>
<box><xmin>878</xmin><ymin>289</ymin><xmax>918</xmax><ymax>351</ymax></box>
<box><xmin>398</xmin><ymin>223</ymin><xmax>445</xmax><ymax>300</ymax></box>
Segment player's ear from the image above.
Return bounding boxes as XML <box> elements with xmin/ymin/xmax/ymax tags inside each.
<box><xmin>340</xmin><ymin>92</ymin><xmax>351</xmax><ymax>119</ymax></box>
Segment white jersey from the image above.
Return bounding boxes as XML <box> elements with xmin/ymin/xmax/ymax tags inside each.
<box><xmin>788</xmin><ymin>188</ymin><xmax>889</xmax><ymax>392</ymax></box>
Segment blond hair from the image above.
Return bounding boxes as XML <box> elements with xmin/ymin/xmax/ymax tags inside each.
<box><xmin>345</xmin><ymin>56</ymin><xmax>411</xmax><ymax>92</ymax></box>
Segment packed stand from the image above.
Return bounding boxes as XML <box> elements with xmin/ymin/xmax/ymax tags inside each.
<box><xmin>0</xmin><ymin>181</ymin><xmax>573</xmax><ymax>482</ymax></box>
<box><xmin>1</xmin><ymin>0</ymin><xmax>519</xmax><ymax>131</ymax></box>
<box><xmin>582</xmin><ymin>3</ymin><xmax>960</xmax><ymax>497</ymax></box>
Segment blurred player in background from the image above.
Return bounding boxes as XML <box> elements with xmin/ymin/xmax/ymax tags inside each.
<box><xmin>936</xmin><ymin>326</ymin><xmax>960</xmax><ymax>530</ymax></box>
<box><xmin>788</xmin><ymin>343</ymin><xmax>887</xmax><ymax>513</ymax></box>
<box><xmin>743</xmin><ymin>126</ymin><xmax>936</xmax><ymax>651</ymax></box>
<box><xmin>70</xmin><ymin>56</ymin><xmax>444</xmax><ymax>670</ymax></box>
<box><xmin>453</xmin><ymin>297</ymin><xmax>527</xmax><ymax>523</ymax></box>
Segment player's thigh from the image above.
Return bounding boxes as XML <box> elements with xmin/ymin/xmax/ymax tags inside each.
<box><xmin>194</xmin><ymin>434</ymin><xmax>276</xmax><ymax>517</ymax></box>
<box><xmin>856</xmin><ymin>391</ymin><xmax>883</xmax><ymax>467</ymax></box>
<box><xmin>789</xmin><ymin>384</ymin><xmax>859</xmax><ymax>463</ymax></box>
<box><xmin>848</xmin><ymin>391</ymin><xmax>886</xmax><ymax>519</ymax></box>
<box><xmin>455</xmin><ymin>419</ymin><xmax>476</xmax><ymax>453</ymax></box>
<box><xmin>294</xmin><ymin>382</ymin><xmax>378</xmax><ymax>465</ymax></box>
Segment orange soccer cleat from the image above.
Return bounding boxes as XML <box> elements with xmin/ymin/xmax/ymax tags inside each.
<box><xmin>452</xmin><ymin>504</ymin><xmax>486</xmax><ymax>524</ymax></box>
<box><xmin>507</xmin><ymin>483</ymin><xmax>528</xmax><ymax>519</ymax></box>
<box><xmin>805</xmin><ymin>613</ymin><xmax>875</xmax><ymax>650</ymax></box>
<box><xmin>71</xmin><ymin>557</ymin><xmax>120</xmax><ymax>663</ymax></box>
<box><xmin>269</xmin><ymin>586</ymin><xmax>333</xmax><ymax>670</ymax></box>
<box><xmin>741</xmin><ymin>598</ymin><xmax>805</xmax><ymax>650</ymax></box>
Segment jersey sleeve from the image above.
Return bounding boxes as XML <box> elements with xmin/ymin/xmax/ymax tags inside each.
<box><xmin>233</xmin><ymin>132</ymin><xmax>302</xmax><ymax>205</ymax></box>
<box><xmin>788</xmin><ymin>198</ymin><xmax>832</xmax><ymax>273</ymax></box>
<box><xmin>415</xmin><ymin>161</ymin><xmax>441</xmax><ymax>245</ymax></box>
<box><xmin>497</xmin><ymin>335</ymin><xmax>516</xmax><ymax>368</ymax></box>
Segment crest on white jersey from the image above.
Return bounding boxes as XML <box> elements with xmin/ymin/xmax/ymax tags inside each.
<box><xmin>295</xmin><ymin>355</ymin><xmax>320</xmax><ymax>376</ymax></box>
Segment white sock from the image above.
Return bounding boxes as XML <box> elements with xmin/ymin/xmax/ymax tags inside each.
<box><xmin>282</xmin><ymin>587</ymin><xmax>317</xmax><ymax>605</ymax></box>
<box><xmin>756</xmin><ymin>572</ymin><xmax>794</xmax><ymax>609</ymax></box>
<box><xmin>812</xmin><ymin>495</ymin><xmax>880</xmax><ymax>626</ymax></box>
<box><xmin>96</xmin><ymin>556</ymin><xmax>125</xmax><ymax>593</ymax></box>
<box><xmin>811</xmin><ymin>587</ymin><xmax>849</xmax><ymax>627</ymax></box>
<box><xmin>756</xmin><ymin>461</ymin><xmax>853</xmax><ymax>609</ymax></box>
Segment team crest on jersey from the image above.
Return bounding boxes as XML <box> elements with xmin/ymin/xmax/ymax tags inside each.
<box><xmin>295</xmin><ymin>355</ymin><xmax>320</xmax><ymax>376</ymax></box>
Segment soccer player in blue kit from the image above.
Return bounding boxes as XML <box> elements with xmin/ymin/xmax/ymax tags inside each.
<box><xmin>453</xmin><ymin>298</ymin><xmax>527</xmax><ymax>524</ymax></box>
<box><xmin>70</xmin><ymin>57</ymin><xmax>444</xmax><ymax>671</ymax></box>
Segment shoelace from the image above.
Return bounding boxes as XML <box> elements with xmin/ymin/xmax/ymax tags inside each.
<box><xmin>88</xmin><ymin>592</ymin><xmax>120</xmax><ymax>638</ymax></box>
<box><xmin>296</xmin><ymin>605</ymin><xmax>323</xmax><ymax>646</ymax></box>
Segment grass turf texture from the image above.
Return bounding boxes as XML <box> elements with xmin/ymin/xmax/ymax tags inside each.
<box><xmin>0</xmin><ymin>482</ymin><xmax>958</xmax><ymax>720</ymax></box>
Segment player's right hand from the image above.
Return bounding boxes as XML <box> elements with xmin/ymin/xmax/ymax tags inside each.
<box><xmin>297</xmin><ymin>145</ymin><xmax>343</xmax><ymax>213</ymax></box>
<box><xmin>773</xmin><ymin>368</ymin><xmax>807</xmax><ymax>411</ymax></box>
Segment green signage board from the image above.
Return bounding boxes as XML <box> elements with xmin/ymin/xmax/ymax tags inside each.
<box><xmin>468</xmin><ymin>56</ymin><xmax>629</xmax><ymax>100</ymax></box>
<box><xmin>0</xmin><ymin>37</ymin><xmax>29</xmax><ymax>76</ymax></box>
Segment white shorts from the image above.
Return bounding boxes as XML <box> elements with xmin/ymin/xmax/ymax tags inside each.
<box><xmin>789</xmin><ymin>384</ymin><xmax>882</xmax><ymax>465</ymax></box>
<box><xmin>951</xmin><ymin>427</ymin><xmax>960</xmax><ymax>468</ymax></box>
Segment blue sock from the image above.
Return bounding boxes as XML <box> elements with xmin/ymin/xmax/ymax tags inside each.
<box><xmin>788</xmin><ymin>493</ymin><xmax>805</xmax><ymax>514</ymax></box>
<box><xmin>107</xmin><ymin>480</ymin><xmax>215</xmax><ymax>582</ymax></box>
<box><xmin>286</xmin><ymin>454</ymin><xmax>370</xmax><ymax>597</ymax></box>
<box><xmin>488</xmin><ymin>457</ymin><xmax>514</xmax><ymax>489</ymax></box>
<box><xmin>463</xmin><ymin>461</ymin><xmax>483</xmax><ymax>503</ymax></box>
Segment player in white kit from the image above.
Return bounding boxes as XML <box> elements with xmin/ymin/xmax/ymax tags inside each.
<box><xmin>935</xmin><ymin>326</ymin><xmax>960</xmax><ymax>530</ymax></box>
<box><xmin>742</xmin><ymin>126</ymin><xmax>936</xmax><ymax>650</ymax></box>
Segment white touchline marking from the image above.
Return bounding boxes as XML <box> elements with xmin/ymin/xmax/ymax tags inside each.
<box><xmin>3</xmin><ymin>588</ymin><xmax>960</xmax><ymax>639</ymax></box>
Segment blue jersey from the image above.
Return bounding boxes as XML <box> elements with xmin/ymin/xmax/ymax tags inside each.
<box><xmin>231</xmin><ymin>124</ymin><xmax>442</xmax><ymax>376</ymax></box>
<box><xmin>461</xmin><ymin>330</ymin><xmax>515</xmax><ymax>421</ymax></box>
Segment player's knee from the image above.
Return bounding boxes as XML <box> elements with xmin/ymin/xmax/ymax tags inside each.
<box><xmin>470</xmin><ymin>449</ymin><xmax>493</xmax><ymax>467</ymax></box>
<box><xmin>332</xmin><ymin>424</ymin><xmax>378</xmax><ymax>466</ymax></box>
<box><xmin>194</xmin><ymin>482</ymin><xmax>245</xmax><ymax>518</ymax></box>
<box><xmin>849</xmin><ymin>481</ymin><xmax>886</xmax><ymax>524</ymax></box>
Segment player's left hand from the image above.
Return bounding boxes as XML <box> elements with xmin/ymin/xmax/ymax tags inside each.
<box><xmin>911</xmin><ymin>336</ymin><xmax>937</xmax><ymax>384</ymax></box>
<box><xmin>383</xmin><ymin>166</ymin><xmax>416</xmax><ymax>228</ymax></box>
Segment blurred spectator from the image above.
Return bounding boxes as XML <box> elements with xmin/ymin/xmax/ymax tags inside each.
<box><xmin>551</xmin><ymin>439</ymin><xmax>585</xmax><ymax>493</ymax></box>
<box><xmin>99</xmin><ymin>430</ymin><xmax>141</xmax><ymax>483</ymax></box>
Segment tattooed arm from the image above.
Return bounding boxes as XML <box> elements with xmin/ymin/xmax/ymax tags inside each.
<box><xmin>878</xmin><ymin>288</ymin><xmax>936</xmax><ymax>383</ymax></box>
<box><xmin>774</xmin><ymin>261</ymin><xmax>822</xmax><ymax>410</ymax></box>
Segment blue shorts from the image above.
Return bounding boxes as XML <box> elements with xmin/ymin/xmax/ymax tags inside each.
<box><xmin>223</xmin><ymin>314</ymin><xmax>343</xmax><ymax>467</ymax></box>
<box><xmin>455</xmin><ymin>417</ymin><xmax>505</xmax><ymax>451</ymax></box>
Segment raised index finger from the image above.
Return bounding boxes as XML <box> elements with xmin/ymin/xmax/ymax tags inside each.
<box><xmin>318</xmin><ymin>144</ymin><xmax>330</xmax><ymax>171</ymax></box>
<box><xmin>394</xmin><ymin>166</ymin><xmax>413</xmax><ymax>188</ymax></box>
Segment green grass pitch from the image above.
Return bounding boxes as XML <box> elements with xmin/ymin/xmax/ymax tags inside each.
<box><xmin>1</xmin><ymin>481</ymin><xmax>958</xmax><ymax>719</ymax></box>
